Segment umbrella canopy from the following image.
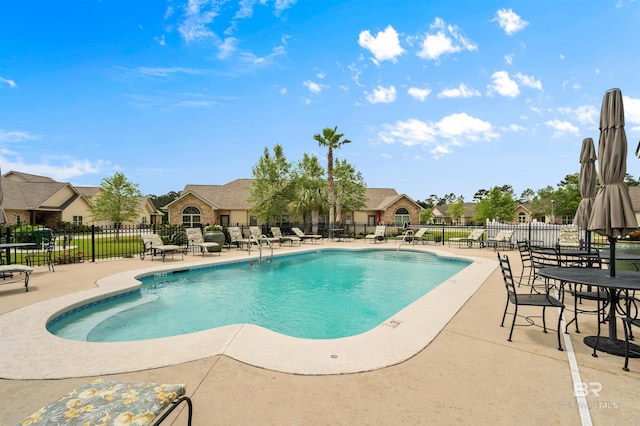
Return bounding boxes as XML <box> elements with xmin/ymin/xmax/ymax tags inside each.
<box><xmin>0</xmin><ymin>167</ymin><xmax>7</xmax><ymax>225</ymax></box>
<box><xmin>573</xmin><ymin>137</ymin><xmax>597</xmax><ymax>229</ymax></box>
<box><xmin>587</xmin><ymin>88</ymin><xmax>638</xmax><ymax>276</ymax></box>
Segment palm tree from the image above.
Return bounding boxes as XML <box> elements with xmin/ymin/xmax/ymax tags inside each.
<box><xmin>313</xmin><ymin>126</ymin><xmax>351</xmax><ymax>231</ymax></box>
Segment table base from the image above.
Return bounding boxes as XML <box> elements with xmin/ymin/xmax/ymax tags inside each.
<box><xmin>584</xmin><ymin>336</ymin><xmax>640</xmax><ymax>358</ymax></box>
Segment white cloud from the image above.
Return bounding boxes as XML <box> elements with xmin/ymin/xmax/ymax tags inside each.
<box><xmin>217</xmin><ymin>37</ymin><xmax>238</xmax><ymax>59</ymax></box>
<box><xmin>0</xmin><ymin>76</ymin><xmax>17</xmax><ymax>88</ymax></box>
<box><xmin>624</xmin><ymin>96</ymin><xmax>640</xmax><ymax>124</ymax></box>
<box><xmin>378</xmin><ymin>113</ymin><xmax>497</xmax><ymax>158</ymax></box>
<box><xmin>437</xmin><ymin>83</ymin><xmax>481</xmax><ymax>99</ymax></box>
<box><xmin>487</xmin><ymin>71</ymin><xmax>520</xmax><ymax>97</ymax></box>
<box><xmin>493</xmin><ymin>9</ymin><xmax>529</xmax><ymax>35</ymax></box>
<box><xmin>358</xmin><ymin>25</ymin><xmax>405</xmax><ymax>64</ymax></box>
<box><xmin>239</xmin><ymin>45</ymin><xmax>286</xmax><ymax>66</ymax></box>
<box><xmin>407</xmin><ymin>87</ymin><xmax>431</xmax><ymax>101</ymax></box>
<box><xmin>545</xmin><ymin>119</ymin><xmax>579</xmax><ymax>137</ymax></box>
<box><xmin>303</xmin><ymin>80</ymin><xmax>324</xmax><ymax>95</ymax></box>
<box><xmin>379</xmin><ymin>118</ymin><xmax>436</xmax><ymax>146</ymax></box>
<box><xmin>366</xmin><ymin>85</ymin><xmax>397</xmax><ymax>104</ymax></box>
<box><xmin>417</xmin><ymin>18</ymin><xmax>477</xmax><ymax>62</ymax></box>
<box><xmin>558</xmin><ymin>105</ymin><xmax>598</xmax><ymax>125</ymax></box>
<box><xmin>274</xmin><ymin>0</ymin><xmax>297</xmax><ymax>15</ymax></box>
<box><xmin>504</xmin><ymin>54</ymin><xmax>514</xmax><ymax>65</ymax></box>
<box><xmin>515</xmin><ymin>72</ymin><xmax>542</xmax><ymax>90</ymax></box>
<box><xmin>0</xmin><ymin>129</ymin><xmax>36</xmax><ymax>142</ymax></box>
<box><xmin>177</xmin><ymin>0</ymin><xmax>221</xmax><ymax>43</ymax></box>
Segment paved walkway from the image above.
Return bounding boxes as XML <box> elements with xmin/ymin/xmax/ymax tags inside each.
<box><xmin>1</xmin><ymin>241</ymin><xmax>639</xmax><ymax>425</ymax></box>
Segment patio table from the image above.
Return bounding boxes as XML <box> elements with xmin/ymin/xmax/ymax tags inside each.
<box><xmin>538</xmin><ymin>266</ymin><xmax>640</xmax><ymax>357</ymax></box>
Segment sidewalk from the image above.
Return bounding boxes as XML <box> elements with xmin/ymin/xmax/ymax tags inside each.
<box><xmin>1</xmin><ymin>242</ymin><xmax>639</xmax><ymax>425</ymax></box>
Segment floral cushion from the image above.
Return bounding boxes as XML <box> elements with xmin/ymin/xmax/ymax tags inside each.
<box><xmin>17</xmin><ymin>379</ymin><xmax>186</xmax><ymax>426</ymax></box>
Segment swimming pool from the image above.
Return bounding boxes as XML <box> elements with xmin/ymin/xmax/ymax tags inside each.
<box><xmin>48</xmin><ymin>249</ymin><xmax>470</xmax><ymax>342</ymax></box>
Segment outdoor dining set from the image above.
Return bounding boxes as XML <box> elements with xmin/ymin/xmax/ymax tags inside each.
<box><xmin>499</xmin><ymin>241</ymin><xmax>640</xmax><ymax>372</ymax></box>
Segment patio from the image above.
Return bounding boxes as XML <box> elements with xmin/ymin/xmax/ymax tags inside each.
<box><xmin>1</xmin><ymin>241</ymin><xmax>639</xmax><ymax>425</ymax></box>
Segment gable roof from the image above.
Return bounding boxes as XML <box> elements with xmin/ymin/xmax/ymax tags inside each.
<box><xmin>433</xmin><ymin>202</ymin><xmax>475</xmax><ymax>218</ymax></box>
<box><xmin>364</xmin><ymin>188</ymin><xmax>422</xmax><ymax>211</ymax></box>
<box><xmin>1</xmin><ymin>179</ymin><xmax>78</xmax><ymax>211</ymax></box>
<box><xmin>168</xmin><ymin>179</ymin><xmax>254</xmax><ymax>210</ymax></box>
<box><xmin>3</xmin><ymin>171</ymin><xmax>57</xmax><ymax>183</ymax></box>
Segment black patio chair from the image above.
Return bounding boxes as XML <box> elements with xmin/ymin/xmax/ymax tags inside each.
<box><xmin>498</xmin><ymin>252</ymin><xmax>565</xmax><ymax>351</ymax></box>
<box><xmin>516</xmin><ymin>240</ymin><xmax>533</xmax><ymax>287</ymax></box>
<box><xmin>622</xmin><ymin>293</ymin><xmax>640</xmax><ymax>371</ymax></box>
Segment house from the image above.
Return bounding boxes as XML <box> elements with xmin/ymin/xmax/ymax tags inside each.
<box><xmin>164</xmin><ymin>179</ymin><xmax>423</xmax><ymax>228</ymax></box>
<box><xmin>1</xmin><ymin>171</ymin><xmax>163</xmax><ymax>228</ymax></box>
<box><xmin>432</xmin><ymin>202</ymin><xmax>541</xmax><ymax>225</ymax></box>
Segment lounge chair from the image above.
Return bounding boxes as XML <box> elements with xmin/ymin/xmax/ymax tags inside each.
<box><xmin>140</xmin><ymin>233</ymin><xmax>183</xmax><ymax>261</ymax></box>
<box><xmin>0</xmin><ymin>263</ymin><xmax>33</xmax><ymax>292</ymax></box>
<box><xmin>485</xmin><ymin>230</ymin><xmax>515</xmax><ymax>250</ymax></box>
<box><xmin>271</xmin><ymin>226</ymin><xmax>301</xmax><ymax>246</ymax></box>
<box><xmin>185</xmin><ymin>228</ymin><xmax>220</xmax><ymax>256</ymax></box>
<box><xmin>250</xmin><ymin>226</ymin><xmax>281</xmax><ymax>247</ymax></box>
<box><xmin>17</xmin><ymin>379</ymin><xmax>193</xmax><ymax>425</ymax></box>
<box><xmin>401</xmin><ymin>228</ymin><xmax>428</xmax><ymax>245</ymax></box>
<box><xmin>558</xmin><ymin>226</ymin><xmax>582</xmax><ymax>249</ymax></box>
<box><xmin>292</xmin><ymin>227</ymin><xmax>323</xmax><ymax>243</ymax></box>
<box><xmin>448</xmin><ymin>229</ymin><xmax>485</xmax><ymax>247</ymax></box>
<box><xmin>228</xmin><ymin>226</ymin><xmax>252</xmax><ymax>249</ymax></box>
<box><xmin>365</xmin><ymin>225</ymin><xmax>386</xmax><ymax>243</ymax></box>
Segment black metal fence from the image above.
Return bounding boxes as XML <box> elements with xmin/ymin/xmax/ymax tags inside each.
<box><xmin>0</xmin><ymin>222</ymin><xmax>607</xmax><ymax>267</ymax></box>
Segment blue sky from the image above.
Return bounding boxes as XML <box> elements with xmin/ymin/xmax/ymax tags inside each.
<box><xmin>2</xmin><ymin>1</ymin><xmax>640</xmax><ymax>202</ymax></box>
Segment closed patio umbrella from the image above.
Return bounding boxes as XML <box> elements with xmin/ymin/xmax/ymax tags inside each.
<box><xmin>588</xmin><ymin>88</ymin><xmax>638</xmax><ymax>277</ymax></box>
<box><xmin>573</xmin><ymin>138</ymin><xmax>596</xmax><ymax>251</ymax></box>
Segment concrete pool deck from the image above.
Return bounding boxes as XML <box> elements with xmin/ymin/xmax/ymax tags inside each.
<box><xmin>2</xmin><ymin>240</ymin><xmax>640</xmax><ymax>425</ymax></box>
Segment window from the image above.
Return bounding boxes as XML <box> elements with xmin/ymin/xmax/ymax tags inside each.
<box><xmin>16</xmin><ymin>214</ymin><xmax>21</xmax><ymax>225</ymax></box>
<box><xmin>141</xmin><ymin>217</ymin><xmax>148</xmax><ymax>224</ymax></box>
<box><xmin>220</xmin><ymin>215</ymin><xmax>230</xmax><ymax>227</ymax></box>
<box><xmin>368</xmin><ymin>215</ymin><xmax>376</xmax><ymax>226</ymax></box>
<box><xmin>518</xmin><ymin>213</ymin><xmax>527</xmax><ymax>223</ymax></box>
<box><xmin>562</xmin><ymin>215</ymin><xmax>572</xmax><ymax>225</ymax></box>
<box><xmin>73</xmin><ymin>216</ymin><xmax>83</xmax><ymax>226</ymax></box>
<box><xmin>394</xmin><ymin>208</ymin><xmax>410</xmax><ymax>227</ymax></box>
<box><xmin>182</xmin><ymin>206</ymin><xmax>201</xmax><ymax>227</ymax></box>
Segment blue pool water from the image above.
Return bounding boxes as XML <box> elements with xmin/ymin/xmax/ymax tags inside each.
<box><xmin>48</xmin><ymin>249</ymin><xmax>470</xmax><ymax>342</ymax></box>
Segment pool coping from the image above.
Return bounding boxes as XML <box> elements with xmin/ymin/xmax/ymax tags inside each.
<box><xmin>0</xmin><ymin>246</ymin><xmax>496</xmax><ymax>379</ymax></box>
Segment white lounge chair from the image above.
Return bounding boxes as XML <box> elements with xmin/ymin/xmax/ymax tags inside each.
<box><xmin>448</xmin><ymin>229</ymin><xmax>485</xmax><ymax>247</ymax></box>
<box><xmin>0</xmin><ymin>264</ymin><xmax>33</xmax><ymax>292</ymax></box>
<box><xmin>140</xmin><ymin>233</ymin><xmax>183</xmax><ymax>261</ymax></box>
<box><xmin>485</xmin><ymin>230</ymin><xmax>515</xmax><ymax>250</ymax></box>
<box><xmin>291</xmin><ymin>227</ymin><xmax>322</xmax><ymax>243</ymax></box>
<box><xmin>250</xmin><ymin>226</ymin><xmax>281</xmax><ymax>247</ymax></box>
<box><xmin>185</xmin><ymin>228</ymin><xmax>220</xmax><ymax>256</ymax></box>
<box><xmin>365</xmin><ymin>226</ymin><xmax>386</xmax><ymax>243</ymax></box>
<box><xmin>228</xmin><ymin>226</ymin><xmax>251</xmax><ymax>250</ymax></box>
<box><xmin>271</xmin><ymin>227</ymin><xmax>300</xmax><ymax>246</ymax></box>
<box><xmin>408</xmin><ymin>227</ymin><xmax>429</xmax><ymax>245</ymax></box>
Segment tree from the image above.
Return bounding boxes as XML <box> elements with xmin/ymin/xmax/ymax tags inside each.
<box><xmin>247</xmin><ymin>144</ymin><xmax>292</xmax><ymax>223</ymax></box>
<box><xmin>518</xmin><ymin>188</ymin><xmax>535</xmax><ymax>204</ymax></box>
<box><xmin>313</xmin><ymin>126</ymin><xmax>351</xmax><ymax>228</ymax></box>
<box><xmin>333</xmin><ymin>158</ymin><xmax>367</xmax><ymax>223</ymax></box>
<box><xmin>289</xmin><ymin>153</ymin><xmax>326</xmax><ymax>233</ymax></box>
<box><xmin>148</xmin><ymin>191</ymin><xmax>181</xmax><ymax>224</ymax></box>
<box><xmin>447</xmin><ymin>199</ymin><xmax>466</xmax><ymax>224</ymax></box>
<box><xmin>90</xmin><ymin>172</ymin><xmax>142</xmax><ymax>240</ymax></box>
<box><xmin>472</xmin><ymin>186</ymin><xmax>517</xmax><ymax>223</ymax></box>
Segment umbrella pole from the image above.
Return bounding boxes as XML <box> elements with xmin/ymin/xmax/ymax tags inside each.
<box><xmin>609</xmin><ymin>237</ymin><xmax>616</xmax><ymax>277</ymax></box>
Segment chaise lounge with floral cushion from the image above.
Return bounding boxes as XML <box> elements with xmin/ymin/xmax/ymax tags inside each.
<box><xmin>140</xmin><ymin>233</ymin><xmax>184</xmax><ymax>261</ymax></box>
<box><xmin>16</xmin><ymin>379</ymin><xmax>193</xmax><ymax>426</ymax></box>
